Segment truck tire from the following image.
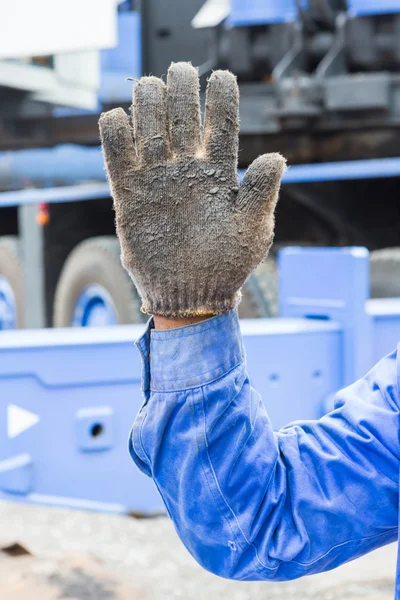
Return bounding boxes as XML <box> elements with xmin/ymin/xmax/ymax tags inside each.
<box><xmin>239</xmin><ymin>257</ymin><xmax>278</xmax><ymax>318</ymax></box>
<box><xmin>0</xmin><ymin>236</ymin><xmax>24</xmax><ymax>329</ymax></box>
<box><xmin>53</xmin><ymin>236</ymin><xmax>144</xmax><ymax>327</ymax></box>
<box><xmin>370</xmin><ymin>248</ymin><xmax>400</xmax><ymax>298</ymax></box>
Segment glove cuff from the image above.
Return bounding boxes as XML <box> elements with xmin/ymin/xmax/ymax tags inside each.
<box><xmin>140</xmin><ymin>289</ymin><xmax>242</xmax><ymax>318</ymax></box>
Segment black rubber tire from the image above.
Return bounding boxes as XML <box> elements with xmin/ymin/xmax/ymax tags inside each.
<box><xmin>0</xmin><ymin>236</ymin><xmax>24</xmax><ymax>328</ymax></box>
<box><xmin>239</xmin><ymin>257</ymin><xmax>278</xmax><ymax>318</ymax></box>
<box><xmin>370</xmin><ymin>248</ymin><xmax>400</xmax><ymax>298</ymax></box>
<box><xmin>53</xmin><ymin>236</ymin><xmax>145</xmax><ymax>327</ymax></box>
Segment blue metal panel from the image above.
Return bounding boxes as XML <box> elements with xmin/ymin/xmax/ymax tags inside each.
<box><xmin>282</xmin><ymin>157</ymin><xmax>400</xmax><ymax>183</ymax></box>
<box><xmin>242</xmin><ymin>319</ymin><xmax>342</xmax><ymax>426</ymax></box>
<box><xmin>100</xmin><ymin>11</ymin><xmax>141</xmax><ymax>103</ymax></box>
<box><xmin>0</xmin><ymin>316</ymin><xmax>341</xmax><ymax>513</ymax></box>
<box><xmin>229</xmin><ymin>0</ymin><xmax>307</xmax><ymax>25</ymax></box>
<box><xmin>348</xmin><ymin>0</ymin><xmax>400</xmax><ymax>17</ymax></box>
<box><xmin>0</xmin><ymin>145</ymin><xmax>107</xmax><ymax>190</ymax></box>
<box><xmin>0</xmin><ymin>454</ymin><xmax>33</xmax><ymax>495</ymax></box>
<box><xmin>0</xmin><ymin>326</ymin><xmax>158</xmax><ymax>514</ymax></box>
<box><xmin>368</xmin><ymin>299</ymin><xmax>400</xmax><ymax>364</ymax></box>
<box><xmin>75</xmin><ymin>406</ymin><xmax>116</xmax><ymax>452</ymax></box>
<box><xmin>278</xmin><ymin>247</ymin><xmax>371</xmax><ymax>385</ymax></box>
<box><xmin>0</xmin><ymin>184</ymin><xmax>110</xmax><ymax>208</ymax></box>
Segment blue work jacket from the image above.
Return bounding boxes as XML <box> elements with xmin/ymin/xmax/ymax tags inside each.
<box><xmin>130</xmin><ymin>310</ymin><xmax>400</xmax><ymax>596</ymax></box>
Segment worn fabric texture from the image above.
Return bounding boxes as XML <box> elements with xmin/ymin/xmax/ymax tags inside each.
<box><xmin>130</xmin><ymin>311</ymin><xmax>399</xmax><ymax>585</ymax></box>
<box><xmin>99</xmin><ymin>62</ymin><xmax>286</xmax><ymax>317</ymax></box>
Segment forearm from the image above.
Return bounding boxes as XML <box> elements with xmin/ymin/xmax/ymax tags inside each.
<box><xmin>130</xmin><ymin>311</ymin><xmax>399</xmax><ymax>580</ymax></box>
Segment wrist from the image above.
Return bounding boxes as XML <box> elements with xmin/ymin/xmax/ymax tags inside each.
<box><xmin>153</xmin><ymin>314</ymin><xmax>214</xmax><ymax>330</ymax></box>
<box><xmin>147</xmin><ymin>311</ymin><xmax>245</xmax><ymax>390</ymax></box>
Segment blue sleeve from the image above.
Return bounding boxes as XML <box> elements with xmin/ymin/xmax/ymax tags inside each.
<box><xmin>129</xmin><ymin>310</ymin><xmax>399</xmax><ymax>581</ymax></box>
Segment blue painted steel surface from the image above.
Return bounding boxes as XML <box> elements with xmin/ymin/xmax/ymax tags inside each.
<box><xmin>0</xmin><ymin>326</ymin><xmax>157</xmax><ymax>513</ymax></box>
<box><xmin>282</xmin><ymin>157</ymin><xmax>400</xmax><ymax>183</ymax></box>
<box><xmin>229</xmin><ymin>0</ymin><xmax>307</xmax><ymax>25</ymax></box>
<box><xmin>100</xmin><ymin>11</ymin><xmax>142</xmax><ymax>103</ymax></box>
<box><xmin>72</xmin><ymin>284</ymin><xmax>118</xmax><ymax>327</ymax></box>
<box><xmin>0</xmin><ymin>454</ymin><xmax>33</xmax><ymax>495</ymax></box>
<box><xmin>348</xmin><ymin>0</ymin><xmax>400</xmax><ymax>17</ymax></box>
<box><xmin>0</xmin><ymin>145</ymin><xmax>107</xmax><ymax>189</ymax></box>
<box><xmin>240</xmin><ymin>157</ymin><xmax>400</xmax><ymax>185</ymax></box>
<box><xmin>0</xmin><ymin>183</ymin><xmax>110</xmax><ymax>208</ymax></box>
<box><xmin>368</xmin><ymin>299</ymin><xmax>400</xmax><ymax>361</ymax></box>
<box><xmin>0</xmin><ymin>318</ymin><xmax>341</xmax><ymax>513</ymax></box>
<box><xmin>278</xmin><ymin>247</ymin><xmax>371</xmax><ymax>384</ymax></box>
<box><xmin>0</xmin><ymin>276</ymin><xmax>16</xmax><ymax>330</ymax></box>
<box><xmin>242</xmin><ymin>319</ymin><xmax>341</xmax><ymax>425</ymax></box>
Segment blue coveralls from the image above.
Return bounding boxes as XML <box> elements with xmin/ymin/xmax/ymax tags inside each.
<box><xmin>130</xmin><ymin>310</ymin><xmax>400</xmax><ymax>596</ymax></box>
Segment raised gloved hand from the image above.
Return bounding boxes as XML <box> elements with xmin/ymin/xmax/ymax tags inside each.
<box><xmin>99</xmin><ymin>62</ymin><xmax>286</xmax><ymax>317</ymax></box>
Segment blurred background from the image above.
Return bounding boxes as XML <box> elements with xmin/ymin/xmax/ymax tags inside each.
<box><xmin>2</xmin><ymin>0</ymin><xmax>400</xmax><ymax>332</ymax></box>
<box><xmin>0</xmin><ymin>1</ymin><xmax>399</xmax><ymax>598</ymax></box>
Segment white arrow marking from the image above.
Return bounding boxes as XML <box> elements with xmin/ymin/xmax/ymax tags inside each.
<box><xmin>7</xmin><ymin>405</ymin><xmax>40</xmax><ymax>439</ymax></box>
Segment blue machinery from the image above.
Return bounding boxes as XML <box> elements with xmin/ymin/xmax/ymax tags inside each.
<box><xmin>1</xmin><ymin>246</ymin><xmax>400</xmax><ymax>514</ymax></box>
<box><xmin>229</xmin><ymin>0</ymin><xmax>308</xmax><ymax>25</ymax></box>
<box><xmin>228</xmin><ymin>0</ymin><xmax>400</xmax><ymax>23</ymax></box>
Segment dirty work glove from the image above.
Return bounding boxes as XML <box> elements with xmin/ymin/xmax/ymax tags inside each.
<box><xmin>99</xmin><ymin>62</ymin><xmax>286</xmax><ymax>317</ymax></box>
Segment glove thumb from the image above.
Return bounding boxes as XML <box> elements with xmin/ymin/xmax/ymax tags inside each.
<box><xmin>237</xmin><ymin>153</ymin><xmax>287</xmax><ymax>217</ymax></box>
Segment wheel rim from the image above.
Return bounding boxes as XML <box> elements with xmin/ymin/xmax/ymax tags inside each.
<box><xmin>72</xmin><ymin>284</ymin><xmax>118</xmax><ymax>327</ymax></box>
<box><xmin>0</xmin><ymin>275</ymin><xmax>17</xmax><ymax>330</ymax></box>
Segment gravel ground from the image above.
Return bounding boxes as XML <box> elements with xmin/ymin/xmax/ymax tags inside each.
<box><xmin>0</xmin><ymin>500</ymin><xmax>396</xmax><ymax>600</ymax></box>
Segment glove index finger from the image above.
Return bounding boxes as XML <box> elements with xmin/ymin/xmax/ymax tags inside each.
<box><xmin>99</xmin><ymin>108</ymin><xmax>137</xmax><ymax>185</ymax></box>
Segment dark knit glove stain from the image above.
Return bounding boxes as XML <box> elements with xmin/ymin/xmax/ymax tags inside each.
<box><xmin>99</xmin><ymin>62</ymin><xmax>286</xmax><ymax>317</ymax></box>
